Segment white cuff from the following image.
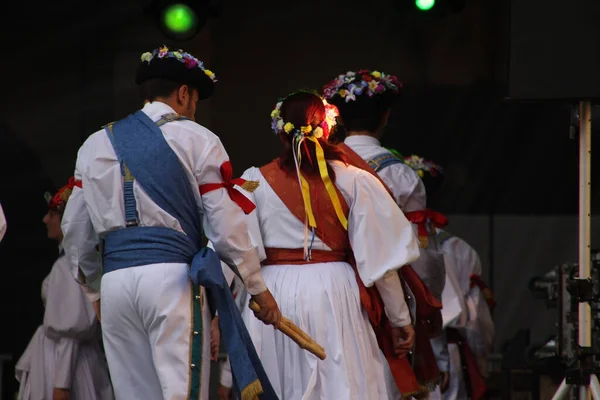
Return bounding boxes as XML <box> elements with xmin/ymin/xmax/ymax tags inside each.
<box><xmin>375</xmin><ymin>271</ymin><xmax>411</xmax><ymax>327</ymax></box>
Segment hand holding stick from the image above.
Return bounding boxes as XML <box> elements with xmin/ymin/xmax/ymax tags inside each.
<box><xmin>249</xmin><ymin>300</ymin><xmax>326</xmax><ymax>360</ymax></box>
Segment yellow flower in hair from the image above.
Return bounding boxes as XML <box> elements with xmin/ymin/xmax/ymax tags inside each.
<box><xmin>339</xmin><ymin>89</ymin><xmax>348</xmax><ymax>98</ymax></box>
<box><xmin>284</xmin><ymin>122</ymin><xmax>295</xmax><ymax>133</ymax></box>
<box><xmin>417</xmin><ymin>170</ymin><xmax>424</xmax><ymax>178</ymax></box>
<box><xmin>313</xmin><ymin>127</ymin><xmax>324</xmax><ymax>138</ymax></box>
<box><xmin>300</xmin><ymin>125</ymin><xmax>312</xmax><ymax>134</ymax></box>
<box><xmin>371</xmin><ymin>71</ymin><xmax>382</xmax><ymax>78</ymax></box>
<box><xmin>204</xmin><ymin>70</ymin><xmax>215</xmax><ymax>78</ymax></box>
<box><xmin>141</xmin><ymin>52</ymin><xmax>152</xmax><ymax>62</ymax></box>
<box><xmin>271</xmin><ymin>109</ymin><xmax>280</xmax><ymax>118</ymax></box>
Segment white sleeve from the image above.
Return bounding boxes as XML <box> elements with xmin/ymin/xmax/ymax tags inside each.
<box><xmin>378</xmin><ymin>163</ymin><xmax>427</xmax><ymax>212</ymax></box>
<box><xmin>0</xmin><ymin>203</ymin><xmax>6</xmax><ymax>242</ymax></box>
<box><xmin>196</xmin><ymin>140</ymin><xmax>267</xmax><ymax>295</ymax></box>
<box><xmin>375</xmin><ymin>271</ymin><xmax>412</xmax><ymax>327</ymax></box>
<box><xmin>349</xmin><ymin>171</ymin><xmax>420</xmax><ymax>327</ymax></box>
<box><xmin>61</xmin><ymin>148</ymin><xmax>103</xmax><ymax>303</ymax></box>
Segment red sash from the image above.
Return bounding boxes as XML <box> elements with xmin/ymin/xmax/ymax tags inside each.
<box><xmin>259</xmin><ymin>159</ymin><xmax>423</xmax><ymax>397</ymax></box>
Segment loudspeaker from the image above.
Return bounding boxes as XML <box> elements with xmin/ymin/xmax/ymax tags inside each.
<box><xmin>508</xmin><ymin>0</ymin><xmax>600</xmax><ymax>101</ymax></box>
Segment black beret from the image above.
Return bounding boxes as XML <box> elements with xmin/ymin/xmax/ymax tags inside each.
<box><xmin>135</xmin><ymin>45</ymin><xmax>217</xmax><ymax>100</ymax></box>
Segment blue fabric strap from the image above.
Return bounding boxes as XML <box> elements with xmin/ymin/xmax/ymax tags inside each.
<box><xmin>104</xmin><ymin>113</ymin><xmax>191</xmax><ymax>228</ymax></box>
<box><xmin>105</xmin><ymin>124</ymin><xmax>139</xmax><ymax>226</ymax></box>
<box><xmin>436</xmin><ymin>229</ymin><xmax>454</xmax><ymax>247</ymax></box>
<box><xmin>367</xmin><ymin>151</ymin><xmax>404</xmax><ymax>172</ymax></box>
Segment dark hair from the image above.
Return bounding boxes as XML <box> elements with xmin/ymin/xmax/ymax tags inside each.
<box><xmin>330</xmin><ymin>91</ymin><xmax>398</xmax><ymax>132</ymax></box>
<box><xmin>139</xmin><ymin>78</ymin><xmax>196</xmax><ymax>102</ymax></box>
<box><xmin>277</xmin><ymin>92</ymin><xmax>347</xmax><ymax>182</ymax></box>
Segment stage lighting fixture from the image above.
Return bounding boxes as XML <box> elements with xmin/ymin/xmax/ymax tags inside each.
<box><xmin>415</xmin><ymin>0</ymin><xmax>435</xmax><ymax>11</ymax></box>
<box><xmin>392</xmin><ymin>0</ymin><xmax>466</xmax><ymax>14</ymax></box>
<box><xmin>148</xmin><ymin>0</ymin><xmax>219</xmax><ymax>41</ymax></box>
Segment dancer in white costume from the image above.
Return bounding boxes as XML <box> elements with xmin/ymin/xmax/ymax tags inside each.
<box><xmin>16</xmin><ymin>178</ymin><xmax>113</xmax><ymax>400</ymax></box>
<box><xmin>237</xmin><ymin>91</ymin><xmax>419</xmax><ymax>399</ymax></box>
<box><xmin>437</xmin><ymin>228</ymin><xmax>495</xmax><ymax>400</ymax></box>
<box><xmin>323</xmin><ymin>70</ymin><xmax>449</xmax><ymax>397</ymax></box>
<box><xmin>61</xmin><ymin>45</ymin><xmax>280</xmax><ymax>400</ymax></box>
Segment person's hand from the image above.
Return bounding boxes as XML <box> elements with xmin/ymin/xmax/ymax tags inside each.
<box><xmin>93</xmin><ymin>300</ymin><xmax>101</xmax><ymax>322</ymax></box>
<box><xmin>53</xmin><ymin>388</ymin><xmax>70</xmax><ymax>400</ymax></box>
<box><xmin>250</xmin><ymin>290</ymin><xmax>281</xmax><ymax>327</ymax></box>
<box><xmin>391</xmin><ymin>324</ymin><xmax>415</xmax><ymax>357</ymax></box>
<box><xmin>210</xmin><ymin>316</ymin><xmax>220</xmax><ymax>361</ymax></box>
<box><xmin>217</xmin><ymin>384</ymin><xmax>232</xmax><ymax>400</ymax></box>
<box><xmin>440</xmin><ymin>371</ymin><xmax>450</xmax><ymax>393</ymax></box>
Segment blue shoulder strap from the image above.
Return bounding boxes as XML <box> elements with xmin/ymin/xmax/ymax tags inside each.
<box><xmin>436</xmin><ymin>229</ymin><xmax>454</xmax><ymax>246</ymax></box>
<box><xmin>104</xmin><ymin>112</ymin><xmax>202</xmax><ymax>244</ymax></box>
<box><xmin>367</xmin><ymin>151</ymin><xmax>404</xmax><ymax>172</ymax></box>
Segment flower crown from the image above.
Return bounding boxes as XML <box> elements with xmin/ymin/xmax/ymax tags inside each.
<box><xmin>270</xmin><ymin>94</ymin><xmax>339</xmax><ymax>140</ymax></box>
<box><xmin>403</xmin><ymin>154</ymin><xmax>443</xmax><ymax>178</ymax></box>
<box><xmin>322</xmin><ymin>70</ymin><xmax>402</xmax><ymax>103</ymax></box>
<box><xmin>140</xmin><ymin>45</ymin><xmax>217</xmax><ymax>83</ymax></box>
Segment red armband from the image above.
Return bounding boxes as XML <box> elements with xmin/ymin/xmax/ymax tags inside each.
<box><xmin>198</xmin><ymin>161</ymin><xmax>258</xmax><ymax>214</ymax></box>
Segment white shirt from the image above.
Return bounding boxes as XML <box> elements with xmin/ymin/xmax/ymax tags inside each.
<box><xmin>61</xmin><ymin>101</ymin><xmax>267</xmax><ymax>301</ymax></box>
<box><xmin>343</xmin><ymin>135</ymin><xmax>427</xmax><ymax>212</ymax></box>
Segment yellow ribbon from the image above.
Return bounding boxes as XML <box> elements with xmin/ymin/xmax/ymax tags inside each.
<box><xmin>299</xmin><ymin>172</ymin><xmax>317</xmax><ymax>228</ymax></box>
<box><xmin>307</xmin><ymin>137</ymin><xmax>349</xmax><ymax>230</ymax></box>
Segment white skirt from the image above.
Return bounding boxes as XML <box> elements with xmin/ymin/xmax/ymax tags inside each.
<box><xmin>241</xmin><ymin>262</ymin><xmax>391</xmax><ymax>400</ymax></box>
<box><xmin>16</xmin><ymin>326</ymin><xmax>114</xmax><ymax>400</ymax></box>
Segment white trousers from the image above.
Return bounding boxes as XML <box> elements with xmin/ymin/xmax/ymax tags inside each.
<box><xmin>101</xmin><ymin>263</ymin><xmax>211</xmax><ymax>400</ymax></box>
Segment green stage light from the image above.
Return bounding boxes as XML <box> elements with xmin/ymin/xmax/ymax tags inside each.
<box><xmin>163</xmin><ymin>4</ymin><xmax>197</xmax><ymax>34</ymax></box>
<box><xmin>415</xmin><ymin>0</ymin><xmax>435</xmax><ymax>10</ymax></box>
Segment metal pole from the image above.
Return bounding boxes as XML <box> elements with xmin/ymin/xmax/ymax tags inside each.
<box><xmin>578</xmin><ymin>100</ymin><xmax>593</xmax><ymax>400</ymax></box>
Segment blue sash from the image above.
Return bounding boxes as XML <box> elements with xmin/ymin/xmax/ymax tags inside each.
<box><xmin>103</xmin><ymin>110</ymin><xmax>277</xmax><ymax>400</ymax></box>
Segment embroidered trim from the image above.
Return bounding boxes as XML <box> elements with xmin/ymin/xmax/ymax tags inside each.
<box><xmin>367</xmin><ymin>152</ymin><xmax>404</xmax><ymax>172</ymax></box>
<box><xmin>240</xmin><ymin>378</ymin><xmax>264</xmax><ymax>400</ymax></box>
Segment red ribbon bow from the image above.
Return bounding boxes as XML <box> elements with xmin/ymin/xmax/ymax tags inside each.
<box><xmin>50</xmin><ymin>177</ymin><xmax>82</xmax><ymax>210</ymax></box>
<box><xmin>404</xmin><ymin>209</ymin><xmax>449</xmax><ymax>238</ymax></box>
<box><xmin>198</xmin><ymin>161</ymin><xmax>256</xmax><ymax>215</ymax></box>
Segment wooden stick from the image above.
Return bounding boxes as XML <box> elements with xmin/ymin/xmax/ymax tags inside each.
<box><xmin>249</xmin><ymin>300</ymin><xmax>326</xmax><ymax>360</ymax></box>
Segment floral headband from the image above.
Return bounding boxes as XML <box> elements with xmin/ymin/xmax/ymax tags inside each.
<box><xmin>403</xmin><ymin>155</ymin><xmax>443</xmax><ymax>178</ymax></box>
<box><xmin>140</xmin><ymin>45</ymin><xmax>217</xmax><ymax>83</ymax></box>
<box><xmin>270</xmin><ymin>95</ymin><xmax>339</xmax><ymax>140</ymax></box>
<box><xmin>322</xmin><ymin>70</ymin><xmax>402</xmax><ymax>103</ymax></box>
